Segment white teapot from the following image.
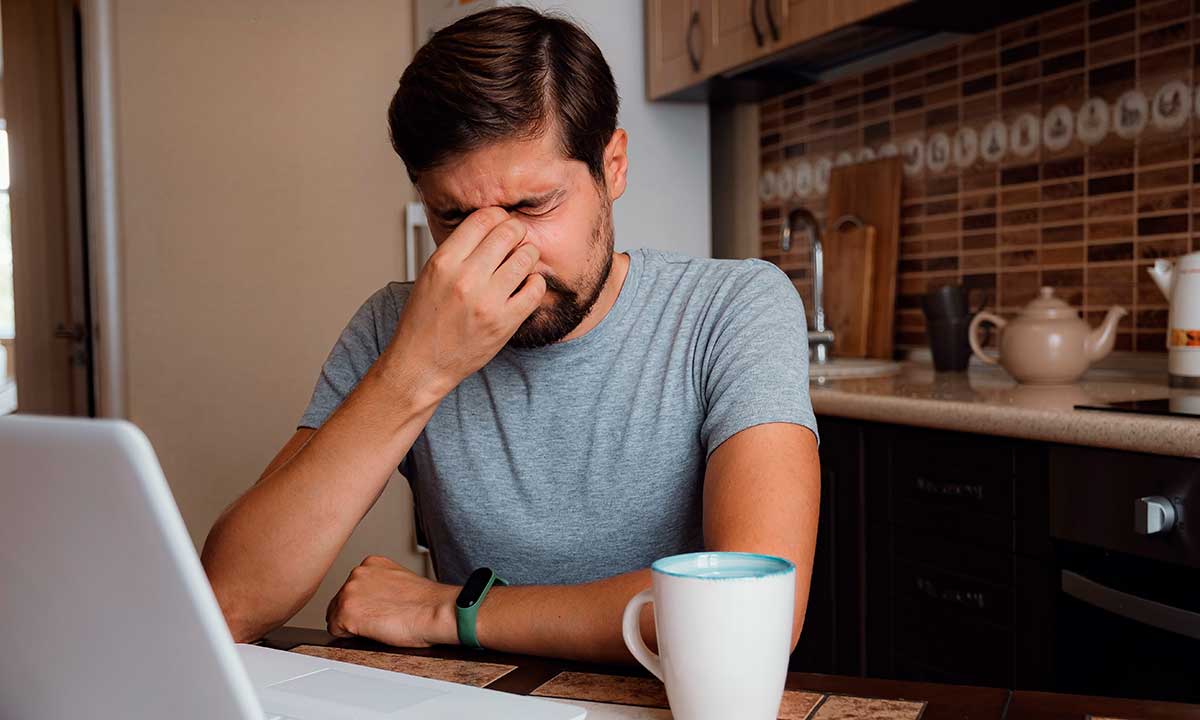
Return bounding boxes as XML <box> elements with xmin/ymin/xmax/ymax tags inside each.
<box><xmin>969</xmin><ymin>287</ymin><xmax>1126</xmax><ymax>384</ymax></box>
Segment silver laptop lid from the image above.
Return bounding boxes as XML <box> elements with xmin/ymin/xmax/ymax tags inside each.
<box><xmin>0</xmin><ymin>415</ymin><xmax>262</xmax><ymax>720</ymax></box>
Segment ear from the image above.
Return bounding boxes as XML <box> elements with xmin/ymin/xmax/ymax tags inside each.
<box><xmin>602</xmin><ymin>128</ymin><xmax>629</xmax><ymax>202</ymax></box>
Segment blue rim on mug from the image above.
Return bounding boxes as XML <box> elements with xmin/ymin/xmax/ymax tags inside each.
<box><xmin>651</xmin><ymin>551</ymin><xmax>795</xmax><ymax>580</ymax></box>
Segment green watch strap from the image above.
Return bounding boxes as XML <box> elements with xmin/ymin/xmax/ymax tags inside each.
<box><xmin>455</xmin><ymin>568</ymin><xmax>507</xmax><ymax>649</ymax></box>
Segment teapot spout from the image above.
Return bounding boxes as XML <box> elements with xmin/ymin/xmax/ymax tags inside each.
<box><xmin>1146</xmin><ymin>259</ymin><xmax>1174</xmax><ymax>299</ymax></box>
<box><xmin>1086</xmin><ymin>306</ymin><xmax>1128</xmax><ymax>362</ymax></box>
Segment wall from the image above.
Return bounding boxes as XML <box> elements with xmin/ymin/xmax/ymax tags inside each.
<box><xmin>553</xmin><ymin>1</ymin><xmax>710</xmax><ymax>258</ymax></box>
<box><xmin>757</xmin><ymin>0</ymin><xmax>1197</xmax><ymax>353</ymax></box>
<box><xmin>712</xmin><ymin>102</ymin><xmax>764</xmax><ymax>260</ymax></box>
<box><xmin>112</xmin><ymin>0</ymin><xmax>422</xmax><ymax>629</ymax></box>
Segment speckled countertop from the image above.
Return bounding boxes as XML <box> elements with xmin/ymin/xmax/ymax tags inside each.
<box><xmin>809</xmin><ymin>357</ymin><xmax>1200</xmax><ymax>459</ymax></box>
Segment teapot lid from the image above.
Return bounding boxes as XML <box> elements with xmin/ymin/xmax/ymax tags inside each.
<box><xmin>1020</xmin><ymin>286</ymin><xmax>1079</xmax><ymax>320</ymax></box>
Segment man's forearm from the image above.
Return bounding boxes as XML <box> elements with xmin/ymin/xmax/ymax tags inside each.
<box><xmin>201</xmin><ymin>359</ymin><xmax>443</xmax><ymax>641</ymax></box>
<box><xmin>470</xmin><ymin>569</ymin><xmax>657</xmax><ymax>664</ymax></box>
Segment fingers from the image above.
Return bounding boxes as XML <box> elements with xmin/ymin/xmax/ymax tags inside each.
<box><xmin>360</xmin><ymin>555</ymin><xmax>400</xmax><ymax>569</ymax></box>
<box><xmin>463</xmin><ymin>217</ymin><xmax>529</xmax><ymax>276</ymax></box>
<box><xmin>326</xmin><ymin>589</ymin><xmax>351</xmax><ymax>637</ymax></box>
<box><xmin>492</xmin><ymin>242</ymin><xmax>541</xmax><ymax>298</ymax></box>
<box><xmin>434</xmin><ymin>206</ymin><xmax>510</xmax><ymax>264</ymax></box>
<box><xmin>506</xmin><ymin>272</ymin><xmax>547</xmax><ymax>320</ymax></box>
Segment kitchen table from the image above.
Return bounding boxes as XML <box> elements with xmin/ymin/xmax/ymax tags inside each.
<box><xmin>261</xmin><ymin>627</ymin><xmax>1200</xmax><ymax>719</ymax></box>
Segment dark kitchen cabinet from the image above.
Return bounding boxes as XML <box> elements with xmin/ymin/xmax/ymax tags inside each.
<box><xmin>789</xmin><ymin>416</ymin><xmax>866</xmax><ymax>675</ymax></box>
<box><xmin>863</xmin><ymin>424</ymin><xmax>1052</xmax><ymax>688</ymax></box>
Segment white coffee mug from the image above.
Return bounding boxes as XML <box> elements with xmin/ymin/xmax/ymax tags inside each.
<box><xmin>622</xmin><ymin>552</ymin><xmax>796</xmax><ymax>720</ymax></box>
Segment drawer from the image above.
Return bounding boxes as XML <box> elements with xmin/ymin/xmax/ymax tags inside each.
<box><xmin>893</xmin><ymin>428</ymin><xmax>1015</xmax><ymax>517</ymax></box>
<box><xmin>893</xmin><ymin>592</ymin><xmax>1012</xmax><ymax>687</ymax></box>
<box><xmin>895</xmin><ymin>530</ymin><xmax>1012</xmax><ymax>587</ymax></box>
<box><xmin>894</xmin><ymin>557</ymin><xmax>1011</xmax><ymax>628</ymax></box>
<box><xmin>893</xmin><ymin>501</ymin><xmax>1014</xmax><ymax>550</ymax></box>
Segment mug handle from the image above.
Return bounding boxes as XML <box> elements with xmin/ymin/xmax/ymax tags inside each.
<box><xmin>968</xmin><ymin>311</ymin><xmax>1006</xmax><ymax>366</ymax></box>
<box><xmin>622</xmin><ymin>589</ymin><xmax>664</xmax><ymax>682</ymax></box>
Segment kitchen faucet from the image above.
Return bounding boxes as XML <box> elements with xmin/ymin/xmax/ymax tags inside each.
<box><xmin>781</xmin><ymin>207</ymin><xmax>834</xmax><ymax>365</ymax></box>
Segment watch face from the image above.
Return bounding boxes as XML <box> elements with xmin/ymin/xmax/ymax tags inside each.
<box><xmin>456</xmin><ymin>567</ymin><xmax>494</xmax><ymax>609</ymax></box>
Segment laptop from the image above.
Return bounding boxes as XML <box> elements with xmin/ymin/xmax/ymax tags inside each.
<box><xmin>0</xmin><ymin>415</ymin><xmax>585</xmax><ymax>720</ymax></box>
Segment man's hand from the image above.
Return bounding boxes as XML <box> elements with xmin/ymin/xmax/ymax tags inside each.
<box><xmin>326</xmin><ymin>555</ymin><xmax>460</xmax><ymax>647</ymax></box>
<box><xmin>383</xmin><ymin>206</ymin><xmax>548</xmax><ymax>398</ymax></box>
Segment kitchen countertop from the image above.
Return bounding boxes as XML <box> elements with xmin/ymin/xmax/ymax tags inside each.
<box><xmin>809</xmin><ymin>360</ymin><xmax>1199</xmax><ymax>459</ymax></box>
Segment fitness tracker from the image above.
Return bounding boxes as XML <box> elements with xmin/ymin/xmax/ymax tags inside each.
<box><xmin>455</xmin><ymin>567</ymin><xmax>507</xmax><ymax>649</ymax></box>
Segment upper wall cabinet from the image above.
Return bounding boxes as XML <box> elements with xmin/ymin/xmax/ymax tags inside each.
<box><xmin>646</xmin><ymin>0</ymin><xmax>910</xmax><ymax>101</ymax></box>
<box><xmin>781</xmin><ymin>0</ymin><xmax>831</xmax><ymax>47</ymax></box>
<box><xmin>645</xmin><ymin>0</ymin><xmax>710</xmax><ymax>101</ymax></box>
<box><xmin>708</xmin><ymin>0</ymin><xmax>788</xmax><ymax>74</ymax></box>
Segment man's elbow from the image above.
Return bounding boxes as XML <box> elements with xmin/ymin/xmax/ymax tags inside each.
<box><xmin>212</xmin><ymin>588</ymin><xmax>276</xmax><ymax>644</ymax></box>
<box><xmin>202</xmin><ymin>548</ymin><xmax>271</xmax><ymax>643</ymax></box>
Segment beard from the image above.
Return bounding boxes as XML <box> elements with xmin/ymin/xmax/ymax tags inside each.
<box><xmin>506</xmin><ymin>196</ymin><xmax>615</xmax><ymax>350</ymax></box>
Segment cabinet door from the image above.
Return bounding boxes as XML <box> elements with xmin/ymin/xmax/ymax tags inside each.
<box><xmin>827</xmin><ymin>0</ymin><xmax>909</xmax><ymax>29</ymax></box>
<box><xmin>792</xmin><ymin>417</ymin><xmax>865</xmax><ymax>675</ymax></box>
<box><xmin>780</xmin><ymin>0</ymin><xmax>830</xmax><ymax>48</ymax></box>
<box><xmin>709</xmin><ymin>0</ymin><xmax>770</xmax><ymax>73</ymax></box>
<box><xmin>645</xmin><ymin>0</ymin><xmax>709</xmax><ymax>100</ymax></box>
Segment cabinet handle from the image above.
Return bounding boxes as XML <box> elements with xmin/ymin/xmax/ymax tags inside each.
<box><xmin>750</xmin><ymin>0</ymin><xmax>765</xmax><ymax>47</ymax></box>
<box><xmin>686</xmin><ymin>9</ymin><xmax>702</xmax><ymax>72</ymax></box>
<box><xmin>764</xmin><ymin>0</ymin><xmax>780</xmax><ymax>41</ymax></box>
<box><xmin>1062</xmin><ymin>571</ymin><xmax>1200</xmax><ymax>641</ymax></box>
<box><xmin>916</xmin><ymin>576</ymin><xmax>988</xmax><ymax>610</ymax></box>
<box><xmin>915</xmin><ymin>476</ymin><xmax>985</xmax><ymax>502</ymax></box>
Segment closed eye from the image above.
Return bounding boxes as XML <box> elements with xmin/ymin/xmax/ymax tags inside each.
<box><xmin>519</xmin><ymin>203</ymin><xmax>560</xmax><ymax>218</ymax></box>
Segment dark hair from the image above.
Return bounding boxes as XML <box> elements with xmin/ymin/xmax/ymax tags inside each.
<box><xmin>387</xmin><ymin>7</ymin><xmax>619</xmax><ymax>185</ymax></box>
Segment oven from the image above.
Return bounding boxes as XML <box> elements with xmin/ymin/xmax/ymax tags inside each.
<box><xmin>1048</xmin><ymin>446</ymin><xmax>1200</xmax><ymax>703</ymax></box>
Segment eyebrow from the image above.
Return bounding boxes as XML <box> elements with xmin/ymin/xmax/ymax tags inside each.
<box><xmin>432</xmin><ymin>188</ymin><xmax>566</xmax><ymax>224</ymax></box>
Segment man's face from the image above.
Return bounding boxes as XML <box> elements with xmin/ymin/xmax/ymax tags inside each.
<box><xmin>417</xmin><ymin>128</ymin><xmax>624</xmax><ymax>349</ymax></box>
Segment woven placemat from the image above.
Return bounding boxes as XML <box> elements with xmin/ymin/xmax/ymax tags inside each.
<box><xmin>809</xmin><ymin>694</ymin><xmax>926</xmax><ymax>720</ymax></box>
<box><xmin>289</xmin><ymin>645</ymin><xmax>517</xmax><ymax>687</ymax></box>
<box><xmin>530</xmin><ymin>671</ymin><xmax>825</xmax><ymax>719</ymax></box>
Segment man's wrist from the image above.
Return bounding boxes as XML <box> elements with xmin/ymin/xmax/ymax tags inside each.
<box><xmin>375</xmin><ymin>345</ymin><xmax>455</xmax><ymax>410</ymax></box>
<box><xmin>430</xmin><ymin>583</ymin><xmax>462</xmax><ymax>646</ymax></box>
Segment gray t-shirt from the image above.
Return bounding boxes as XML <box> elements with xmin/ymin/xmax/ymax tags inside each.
<box><xmin>299</xmin><ymin>248</ymin><xmax>817</xmax><ymax>586</ymax></box>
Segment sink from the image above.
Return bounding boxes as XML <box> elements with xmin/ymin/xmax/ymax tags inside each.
<box><xmin>809</xmin><ymin>358</ymin><xmax>901</xmax><ymax>381</ymax></box>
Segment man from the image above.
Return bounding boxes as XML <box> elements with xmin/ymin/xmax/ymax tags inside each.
<box><xmin>201</xmin><ymin>6</ymin><xmax>820</xmax><ymax>665</ymax></box>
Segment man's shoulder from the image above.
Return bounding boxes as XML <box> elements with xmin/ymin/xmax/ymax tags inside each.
<box><xmin>382</xmin><ymin>280</ymin><xmax>415</xmax><ymax>304</ymax></box>
<box><xmin>337</xmin><ymin>281</ymin><xmax>414</xmax><ymax>345</ymax></box>
<box><xmin>360</xmin><ymin>280</ymin><xmax>415</xmax><ymax>318</ymax></box>
<box><xmin>636</xmin><ymin>248</ymin><xmax>792</xmax><ymax>297</ymax></box>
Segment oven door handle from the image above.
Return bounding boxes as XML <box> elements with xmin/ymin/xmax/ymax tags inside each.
<box><xmin>1062</xmin><ymin>570</ymin><xmax>1200</xmax><ymax>641</ymax></box>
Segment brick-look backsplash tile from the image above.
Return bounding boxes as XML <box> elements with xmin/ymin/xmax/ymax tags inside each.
<box><xmin>756</xmin><ymin>0</ymin><xmax>1199</xmax><ymax>354</ymax></box>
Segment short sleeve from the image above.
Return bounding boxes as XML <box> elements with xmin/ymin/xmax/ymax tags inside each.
<box><xmin>698</xmin><ymin>260</ymin><xmax>818</xmax><ymax>459</ymax></box>
<box><xmin>297</xmin><ymin>285</ymin><xmax>402</xmax><ymax>430</ymax></box>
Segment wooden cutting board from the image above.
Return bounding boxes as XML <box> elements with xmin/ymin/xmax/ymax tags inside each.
<box><xmin>826</xmin><ymin>157</ymin><xmax>903</xmax><ymax>359</ymax></box>
<box><xmin>823</xmin><ymin>223</ymin><xmax>876</xmax><ymax>358</ymax></box>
